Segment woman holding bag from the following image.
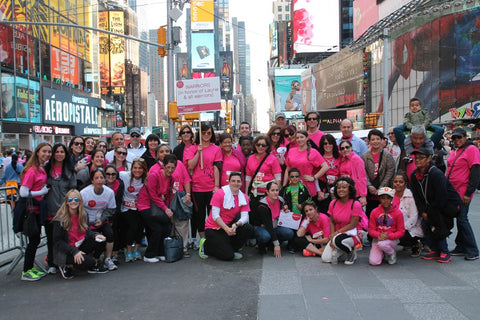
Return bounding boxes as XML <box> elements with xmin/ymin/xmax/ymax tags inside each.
<box><xmin>19</xmin><ymin>142</ymin><xmax>52</xmax><ymax>281</ymax></box>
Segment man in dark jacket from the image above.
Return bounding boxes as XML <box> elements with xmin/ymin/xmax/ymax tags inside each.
<box><xmin>410</xmin><ymin>147</ymin><xmax>461</xmax><ymax>263</ymax></box>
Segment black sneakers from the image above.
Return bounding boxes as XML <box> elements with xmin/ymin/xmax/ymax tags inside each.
<box><xmin>59</xmin><ymin>266</ymin><xmax>74</xmax><ymax>280</ymax></box>
<box><xmin>88</xmin><ymin>263</ymin><xmax>108</xmax><ymax>274</ymax></box>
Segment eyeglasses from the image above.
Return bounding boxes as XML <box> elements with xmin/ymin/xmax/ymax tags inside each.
<box><xmin>340</xmin><ymin>146</ymin><xmax>351</xmax><ymax>151</ymax></box>
<box><xmin>181</xmin><ymin>131</ymin><xmax>192</xmax><ymax>135</ymax></box>
<box><xmin>284</xmin><ymin>132</ymin><xmax>294</xmax><ymax>137</ymax></box>
<box><xmin>256</xmin><ymin>143</ymin><xmax>267</xmax><ymax>148</ymax></box>
<box><xmin>289</xmin><ymin>175</ymin><xmax>300</xmax><ymax>178</ymax></box>
<box><xmin>67</xmin><ymin>197</ymin><xmax>80</xmax><ymax>203</ymax></box>
<box><xmin>202</xmin><ymin>131</ymin><xmax>212</xmax><ymax>135</ymax></box>
<box><xmin>271</xmin><ymin>132</ymin><xmax>281</xmax><ymax>136</ymax></box>
<box><xmin>97</xmin><ymin>144</ymin><xmax>107</xmax><ymax>148</ymax></box>
<box><xmin>131</xmin><ymin>134</ymin><xmax>140</xmax><ymax>138</ymax></box>
<box><xmin>105</xmin><ymin>172</ymin><xmax>117</xmax><ymax>177</ymax></box>
<box><xmin>116</xmin><ymin>151</ymin><xmax>127</xmax><ymax>156</ymax></box>
<box><xmin>73</xmin><ymin>142</ymin><xmax>84</xmax><ymax>146</ymax></box>
<box><xmin>307</xmin><ymin>117</ymin><xmax>318</xmax><ymax>121</ymax></box>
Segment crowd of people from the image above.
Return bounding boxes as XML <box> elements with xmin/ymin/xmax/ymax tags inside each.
<box><xmin>8</xmin><ymin>98</ymin><xmax>480</xmax><ymax>282</ymax></box>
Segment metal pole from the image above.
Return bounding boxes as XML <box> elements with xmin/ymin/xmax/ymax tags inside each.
<box><xmin>383</xmin><ymin>28</ymin><xmax>390</xmax><ymax>132</ymax></box>
<box><xmin>167</xmin><ymin>0</ymin><xmax>177</xmax><ymax>149</ymax></box>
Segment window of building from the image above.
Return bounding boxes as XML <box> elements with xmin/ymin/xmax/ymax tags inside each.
<box><xmin>286</xmin><ymin>14</ymin><xmax>290</xmax><ymax>20</ymax></box>
<box><xmin>278</xmin><ymin>5</ymin><xmax>282</xmax><ymax>12</ymax></box>
<box><xmin>278</xmin><ymin>14</ymin><xmax>282</xmax><ymax>20</ymax></box>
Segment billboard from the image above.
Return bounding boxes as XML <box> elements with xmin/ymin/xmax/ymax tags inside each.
<box><xmin>191</xmin><ymin>32</ymin><xmax>215</xmax><ymax>70</ymax></box>
<box><xmin>274</xmin><ymin>69</ymin><xmax>305</xmax><ymax>112</ymax></box>
<box><xmin>50</xmin><ymin>47</ymin><xmax>79</xmax><ymax>85</ymax></box>
<box><xmin>270</xmin><ymin>22</ymin><xmax>278</xmax><ymax>59</ymax></box>
<box><xmin>292</xmin><ymin>0</ymin><xmax>340</xmax><ymax>54</ymax></box>
<box><xmin>191</xmin><ymin>0</ymin><xmax>214</xmax><ymax>30</ymax></box>
<box><xmin>301</xmin><ymin>69</ymin><xmax>316</xmax><ymax>113</ymax></box>
<box><xmin>0</xmin><ymin>25</ymin><xmax>36</xmax><ymax>75</ymax></box>
<box><xmin>219</xmin><ymin>51</ymin><xmax>233</xmax><ymax>100</ymax></box>
<box><xmin>313</xmin><ymin>50</ymin><xmax>364</xmax><ymax>109</ymax></box>
<box><xmin>375</xmin><ymin>7</ymin><xmax>480</xmax><ymax>123</ymax></box>
<box><xmin>319</xmin><ymin>107</ymin><xmax>364</xmax><ymax>131</ymax></box>
<box><xmin>176</xmin><ymin>77</ymin><xmax>221</xmax><ymax>114</ymax></box>
<box><xmin>353</xmin><ymin>0</ymin><xmax>379</xmax><ymax>40</ymax></box>
<box><xmin>1</xmin><ymin>74</ymin><xmax>41</xmax><ymax>123</ymax></box>
<box><xmin>43</xmin><ymin>87</ymin><xmax>101</xmax><ymax>136</ymax></box>
<box><xmin>176</xmin><ymin>52</ymin><xmax>191</xmax><ymax>80</ymax></box>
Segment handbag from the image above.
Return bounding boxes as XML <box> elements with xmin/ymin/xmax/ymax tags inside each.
<box><xmin>171</xmin><ymin>191</ymin><xmax>193</xmax><ymax>221</ymax></box>
<box><xmin>145</xmin><ymin>185</ymin><xmax>170</xmax><ymax>224</ymax></box>
<box><xmin>164</xmin><ymin>222</ymin><xmax>183</xmax><ymax>263</ymax></box>
<box><xmin>19</xmin><ymin>192</ymin><xmax>40</xmax><ymax>237</ymax></box>
<box><xmin>370</xmin><ymin>150</ymin><xmax>384</xmax><ymax>189</ymax></box>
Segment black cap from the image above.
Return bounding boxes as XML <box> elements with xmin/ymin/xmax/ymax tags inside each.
<box><xmin>451</xmin><ymin>127</ymin><xmax>467</xmax><ymax>138</ymax></box>
<box><xmin>411</xmin><ymin>146</ymin><xmax>433</xmax><ymax>156</ymax></box>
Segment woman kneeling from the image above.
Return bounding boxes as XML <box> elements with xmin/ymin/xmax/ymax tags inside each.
<box><xmin>295</xmin><ymin>201</ymin><xmax>330</xmax><ymax>257</ymax></box>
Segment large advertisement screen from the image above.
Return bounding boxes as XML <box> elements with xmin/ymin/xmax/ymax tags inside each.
<box><xmin>274</xmin><ymin>69</ymin><xmax>305</xmax><ymax>112</ymax></box>
<box><xmin>191</xmin><ymin>32</ymin><xmax>215</xmax><ymax>70</ymax></box>
<box><xmin>51</xmin><ymin>46</ymin><xmax>79</xmax><ymax>85</ymax></box>
<box><xmin>270</xmin><ymin>22</ymin><xmax>278</xmax><ymax>59</ymax></box>
<box><xmin>1</xmin><ymin>74</ymin><xmax>41</xmax><ymax>123</ymax></box>
<box><xmin>190</xmin><ymin>0</ymin><xmax>214</xmax><ymax>30</ymax></box>
<box><xmin>109</xmin><ymin>11</ymin><xmax>126</xmax><ymax>95</ymax></box>
<box><xmin>353</xmin><ymin>0</ymin><xmax>379</xmax><ymax>40</ymax></box>
<box><xmin>219</xmin><ymin>51</ymin><xmax>233</xmax><ymax>100</ymax></box>
<box><xmin>0</xmin><ymin>25</ymin><xmax>36</xmax><ymax>75</ymax></box>
<box><xmin>314</xmin><ymin>50</ymin><xmax>364</xmax><ymax>109</ymax></box>
<box><xmin>376</xmin><ymin>7</ymin><xmax>480</xmax><ymax>122</ymax></box>
<box><xmin>293</xmin><ymin>0</ymin><xmax>340</xmax><ymax>54</ymax></box>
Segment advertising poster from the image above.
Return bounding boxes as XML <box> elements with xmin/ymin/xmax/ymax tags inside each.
<box><xmin>50</xmin><ymin>46</ymin><xmax>79</xmax><ymax>85</ymax></box>
<box><xmin>0</xmin><ymin>25</ymin><xmax>36</xmax><ymax>75</ymax></box>
<box><xmin>292</xmin><ymin>0</ymin><xmax>340</xmax><ymax>54</ymax></box>
<box><xmin>353</xmin><ymin>0</ymin><xmax>379</xmax><ymax>40</ymax></box>
<box><xmin>98</xmin><ymin>11</ymin><xmax>110</xmax><ymax>95</ymax></box>
<box><xmin>176</xmin><ymin>77</ymin><xmax>221</xmax><ymax>114</ymax></box>
<box><xmin>190</xmin><ymin>0</ymin><xmax>214</xmax><ymax>30</ymax></box>
<box><xmin>191</xmin><ymin>32</ymin><xmax>215</xmax><ymax>70</ymax></box>
<box><xmin>274</xmin><ymin>69</ymin><xmax>304</xmax><ymax>112</ymax></box>
<box><xmin>270</xmin><ymin>22</ymin><xmax>278</xmax><ymax>59</ymax></box>
<box><xmin>176</xmin><ymin>52</ymin><xmax>190</xmax><ymax>80</ymax></box>
<box><xmin>1</xmin><ymin>74</ymin><xmax>41</xmax><ymax>123</ymax></box>
<box><xmin>109</xmin><ymin>11</ymin><xmax>126</xmax><ymax>95</ymax></box>
<box><xmin>219</xmin><ymin>51</ymin><xmax>233</xmax><ymax>100</ymax></box>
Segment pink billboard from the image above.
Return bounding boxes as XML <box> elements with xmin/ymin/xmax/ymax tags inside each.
<box><xmin>293</xmin><ymin>0</ymin><xmax>339</xmax><ymax>54</ymax></box>
<box><xmin>353</xmin><ymin>0</ymin><xmax>379</xmax><ymax>40</ymax></box>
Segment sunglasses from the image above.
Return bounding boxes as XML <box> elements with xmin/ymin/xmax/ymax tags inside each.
<box><xmin>451</xmin><ymin>135</ymin><xmax>463</xmax><ymax>140</ymax></box>
<box><xmin>256</xmin><ymin>143</ymin><xmax>267</xmax><ymax>148</ymax></box>
<box><xmin>133</xmin><ymin>157</ymin><xmax>145</xmax><ymax>162</ymax></box>
<box><xmin>105</xmin><ymin>172</ymin><xmax>117</xmax><ymax>176</ymax></box>
<box><xmin>323</xmin><ymin>142</ymin><xmax>332</xmax><ymax>145</ymax></box>
<box><xmin>181</xmin><ymin>131</ymin><xmax>192</xmax><ymax>135</ymax></box>
<box><xmin>340</xmin><ymin>146</ymin><xmax>351</xmax><ymax>151</ymax></box>
<box><xmin>289</xmin><ymin>175</ymin><xmax>300</xmax><ymax>178</ymax></box>
<box><xmin>116</xmin><ymin>151</ymin><xmax>127</xmax><ymax>156</ymax></box>
<box><xmin>271</xmin><ymin>132</ymin><xmax>281</xmax><ymax>136</ymax></box>
<box><xmin>284</xmin><ymin>132</ymin><xmax>294</xmax><ymax>137</ymax></box>
<box><xmin>307</xmin><ymin>117</ymin><xmax>318</xmax><ymax>121</ymax></box>
<box><xmin>131</xmin><ymin>134</ymin><xmax>140</xmax><ymax>138</ymax></box>
<box><xmin>73</xmin><ymin>142</ymin><xmax>84</xmax><ymax>146</ymax></box>
<box><xmin>67</xmin><ymin>197</ymin><xmax>80</xmax><ymax>203</ymax></box>
<box><xmin>97</xmin><ymin>144</ymin><xmax>107</xmax><ymax>148</ymax></box>
<box><xmin>202</xmin><ymin>131</ymin><xmax>212</xmax><ymax>135</ymax></box>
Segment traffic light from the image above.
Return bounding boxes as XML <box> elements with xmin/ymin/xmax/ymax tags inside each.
<box><xmin>157</xmin><ymin>26</ymin><xmax>167</xmax><ymax>57</ymax></box>
<box><xmin>225</xmin><ymin>112</ymin><xmax>231</xmax><ymax>126</ymax></box>
<box><xmin>226</xmin><ymin>127</ymin><xmax>232</xmax><ymax>134</ymax></box>
<box><xmin>168</xmin><ymin>101</ymin><xmax>178</xmax><ymax>119</ymax></box>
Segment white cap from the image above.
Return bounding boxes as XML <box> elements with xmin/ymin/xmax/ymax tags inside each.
<box><xmin>377</xmin><ymin>187</ymin><xmax>394</xmax><ymax>198</ymax></box>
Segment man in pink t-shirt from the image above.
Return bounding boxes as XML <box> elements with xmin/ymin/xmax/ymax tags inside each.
<box><xmin>305</xmin><ymin>111</ymin><xmax>325</xmax><ymax>148</ymax></box>
<box><xmin>446</xmin><ymin>128</ymin><xmax>480</xmax><ymax>260</ymax></box>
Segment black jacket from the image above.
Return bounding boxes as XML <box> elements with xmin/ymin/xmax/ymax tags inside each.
<box><xmin>141</xmin><ymin>149</ymin><xmax>157</xmax><ymax>170</ymax></box>
<box><xmin>252</xmin><ymin>196</ymin><xmax>285</xmax><ymax>246</ymax></box>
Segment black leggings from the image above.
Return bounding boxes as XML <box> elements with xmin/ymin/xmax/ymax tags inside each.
<box><xmin>204</xmin><ymin>224</ymin><xmax>254</xmax><ymax>261</ymax></box>
<box><xmin>120</xmin><ymin>210</ymin><xmax>144</xmax><ymax>246</ymax></box>
<box><xmin>294</xmin><ymin>236</ymin><xmax>322</xmax><ymax>250</ymax></box>
<box><xmin>24</xmin><ymin>215</ymin><xmax>41</xmax><ymax>272</ymax></box>
<box><xmin>65</xmin><ymin>236</ymin><xmax>105</xmax><ymax>269</ymax></box>
<box><xmin>93</xmin><ymin>223</ymin><xmax>114</xmax><ymax>243</ymax></box>
<box><xmin>45</xmin><ymin>220</ymin><xmax>55</xmax><ymax>267</ymax></box>
<box><xmin>140</xmin><ymin>209</ymin><xmax>171</xmax><ymax>258</ymax></box>
<box><xmin>191</xmin><ymin>191</ymin><xmax>213</xmax><ymax>235</ymax></box>
<box><xmin>334</xmin><ymin>233</ymin><xmax>355</xmax><ymax>254</ymax></box>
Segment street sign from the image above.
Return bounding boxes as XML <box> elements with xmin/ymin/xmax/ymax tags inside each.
<box><xmin>176</xmin><ymin>77</ymin><xmax>221</xmax><ymax>114</ymax></box>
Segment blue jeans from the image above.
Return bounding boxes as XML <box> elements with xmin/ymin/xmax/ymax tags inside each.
<box><xmin>254</xmin><ymin>226</ymin><xmax>294</xmax><ymax>245</ymax></box>
<box><xmin>394</xmin><ymin>124</ymin><xmax>444</xmax><ymax>150</ymax></box>
<box><xmin>421</xmin><ymin>219</ymin><xmax>449</xmax><ymax>254</ymax></box>
<box><xmin>454</xmin><ymin>202</ymin><xmax>479</xmax><ymax>255</ymax></box>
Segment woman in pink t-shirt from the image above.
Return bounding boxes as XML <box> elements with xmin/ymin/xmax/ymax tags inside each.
<box><xmin>296</xmin><ymin>201</ymin><xmax>330</xmax><ymax>257</ymax></box>
<box><xmin>317</xmin><ymin>134</ymin><xmax>342</xmax><ymax>213</ymax></box>
<box><xmin>267</xmin><ymin>125</ymin><xmax>286</xmax><ymax>167</ymax></box>
<box><xmin>199</xmin><ymin>172</ymin><xmax>253</xmax><ymax>261</ymax></box>
<box><xmin>338</xmin><ymin>140</ymin><xmax>367</xmax><ymax>206</ymax></box>
<box><xmin>321</xmin><ymin>177</ymin><xmax>364</xmax><ymax>265</ymax></box>
<box><xmin>284</xmin><ymin>130</ymin><xmax>328</xmax><ymax>197</ymax></box>
<box><xmin>19</xmin><ymin>142</ymin><xmax>52</xmax><ymax>281</ymax></box>
<box><xmin>185</xmin><ymin>123</ymin><xmax>222</xmax><ymax>241</ymax></box>
<box><xmin>219</xmin><ymin>133</ymin><xmax>245</xmax><ymax>187</ymax></box>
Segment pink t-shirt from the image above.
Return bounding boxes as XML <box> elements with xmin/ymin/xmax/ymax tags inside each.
<box><xmin>221</xmin><ymin>153</ymin><xmax>242</xmax><ymax>187</ymax></box>
<box><xmin>184</xmin><ymin>144</ymin><xmax>223</xmax><ymax>192</ymax></box>
<box><xmin>446</xmin><ymin>145</ymin><xmax>480</xmax><ymax>198</ymax></box>
<box><xmin>246</xmin><ymin>154</ymin><xmax>282</xmax><ymax>194</ymax></box>
<box><xmin>321</xmin><ymin>156</ymin><xmax>341</xmax><ymax>186</ymax></box>
<box><xmin>302</xmin><ymin>213</ymin><xmax>330</xmax><ymax>239</ymax></box>
<box><xmin>339</xmin><ymin>153</ymin><xmax>367</xmax><ymax>197</ymax></box>
<box><xmin>328</xmin><ymin>199</ymin><xmax>363</xmax><ymax>231</ymax></box>
<box><xmin>68</xmin><ymin>214</ymin><xmax>86</xmax><ymax>248</ymax></box>
<box><xmin>285</xmin><ymin>147</ymin><xmax>325</xmax><ymax>195</ymax></box>
<box><xmin>267</xmin><ymin>196</ymin><xmax>281</xmax><ymax>220</ymax></box>
<box><xmin>22</xmin><ymin>166</ymin><xmax>47</xmax><ymax>201</ymax></box>
<box><xmin>205</xmin><ymin>189</ymin><xmax>250</xmax><ymax>229</ymax></box>
<box><xmin>308</xmin><ymin>130</ymin><xmax>325</xmax><ymax>147</ymax></box>
<box><xmin>405</xmin><ymin>154</ymin><xmax>417</xmax><ymax>182</ymax></box>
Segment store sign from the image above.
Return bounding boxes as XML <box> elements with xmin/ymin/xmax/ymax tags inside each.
<box><xmin>31</xmin><ymin>125</ymin><xmax>72</xmax><ymax>135</ymax></box>
<box><xmin>448</xmin><ymin>101</ymin><xmax>480</xmax><ymax>119</ymax></box>
<box><xmin>43</xmin><ymin>87</ymin><xmax>100</xmax><ymax>135</ymax></box>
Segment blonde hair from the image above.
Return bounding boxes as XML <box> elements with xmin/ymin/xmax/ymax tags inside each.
<box><xmin>54</xmin><ymin>189</ymin><xmax>88</xmax><ymax>232</ymax></box>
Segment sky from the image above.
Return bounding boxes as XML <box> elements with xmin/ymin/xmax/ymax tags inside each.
<box><xmin>142</xmin><ymin>0</ymin><xmax>274</xmax><ymax>132</ymax></box>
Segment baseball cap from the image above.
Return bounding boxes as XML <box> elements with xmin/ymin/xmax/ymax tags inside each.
<box><xmin>275</xmin><ymin>112</ymin><xmax>286</xmax><ymax>120</ymax></box>
<box><xmin>411</xmin><ymin>146</ymin><xmax>433</xmax><ymax>156</ymax></box>
<box><xmin>130</xmin><ymin>127</ymin><xmax>141</xmax><ymax>136</ymax></box>
<box><xmin>451</xmin><ymin>127</ymin><xmax>467</xmax><ymax>138</ymax></box>
<box><xmin>377</xmin><ymin>187</ymin><xmax>394</xmax><ymax>198</ymax></box>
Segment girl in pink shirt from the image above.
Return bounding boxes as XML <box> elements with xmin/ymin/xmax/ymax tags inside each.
<box><xmin>184</xmin><ymin>124</ymin><xmax>222</xmax><ymax>240</ymax></box>
<box><xmin>296</xmin><ymin>201</ymin><xmax>330</xmax><ymax>257</ymax></box>
<box><xmin>219</xmin><ymin>133</ymin><xmax>245</xmax><ymax>187</ymax></box>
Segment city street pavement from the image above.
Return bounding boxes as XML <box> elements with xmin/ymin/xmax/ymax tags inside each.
<box><xmin>1</xmin><ymin>196</ymin><xmax>480</xmax><ymax>320</ymax></box>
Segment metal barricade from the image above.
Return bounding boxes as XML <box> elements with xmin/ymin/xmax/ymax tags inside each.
<box><xmin>0</xmin><ymin>186</ymin><xmax>47</xmax><ymax>275</ymax></box>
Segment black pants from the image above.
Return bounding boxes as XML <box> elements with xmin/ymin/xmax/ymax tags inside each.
<box><xmin>66</xmin><ymin>237</ymin><xmax>105</xmax><ymax>269</ymax></box>
<box><xmin>140</xmin><ymin>209</ymin><xmax>171</xmax><ymax>258</ymax></box>
<box><xmin>191</xmin><ymin>191</ymin><xmax>213</xmax><ymax>235</ymax></box>
<box><xmin>45</xmin><ymin>221</ymin><xmax>55</xmax><ymax>268</ymax></box>
<box><xmin>120</xmin><ymin>210</ymin><xmax>143</xmax><ymax>246</ymax></box>
<box><xmin>204</xmin><ymin>224</ymin><xmax>254</xmax><ymax>261</ymax></box>
<box><xmin>24</xmin><ymin>214</ymin><xmax>42</xmax><ymax>272</ymax></box>
<box><xmin>294</xmin><ymin>236</ymin><xmax>321</xmax><ymax>250</ymax></box>
<box><xmin>399</xmin><ymin>231</ymin><xmax>420</xmax><ymax>247</ymax></box>
<box><xmin>111</xmin><ymin>213</ymin><xmax>124</xmax><ymax>251</ymax></box>
<box><xmin>93</xmin><ymin>223</ymin><xmax>114</xmax><ymax>243</ymax></box>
